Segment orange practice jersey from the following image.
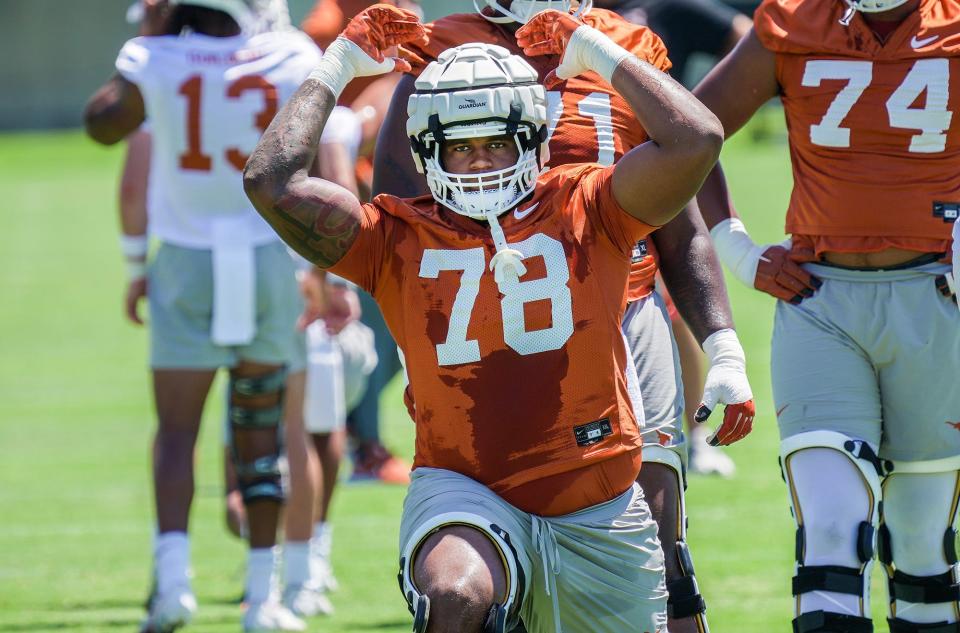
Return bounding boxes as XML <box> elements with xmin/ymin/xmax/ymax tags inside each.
<box><xmin>401</xmin><ymin>9</ymin><xmax>670</xmax><ymax>300</ymax></box>
<box><xmin>755</xmin><ymin>0</ymin><xmax>960</xmax><ymax>259</ymax></box>
<box><xmin>329</xmin><ymin>164</ymin><xmax>654</xmax><ymax>516</ymax></box>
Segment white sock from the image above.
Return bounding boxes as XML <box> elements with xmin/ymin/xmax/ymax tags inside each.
<box><xmin>311</xmin><ymin>522</ymin><xmax>332</xmax><ymax>560</ymax></box>
<box><xmin>155</xmin><ymin>532</ymin><xmax>190</xmax><ymax>595</ymax></box>
<box><xmin>245</xmin><ymin>547</ymin><xmax>277</xmax><ymax>605</ymax></box>
<box><xmin>283</xmin><ymin>541</ymin><xmax>311</xmax><ymax>588</ymax></box>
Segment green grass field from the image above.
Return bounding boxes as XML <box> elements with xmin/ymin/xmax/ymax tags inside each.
<box><xmin>0</xmin><ymin>123</ymin><xmax>889</xmax><ymax>632</ymax></box>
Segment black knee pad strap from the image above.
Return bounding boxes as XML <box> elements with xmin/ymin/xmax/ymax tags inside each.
<box><xmin>945</xmin><ymin>527</ymin><xmax>958</xmax><ymax>566</ymax></box>
<box><xmin>230</xmin><ymin>404</ymin><xmax>284</xmax><ymax>428</ymax></box>
<box><xmin>235</xmin><ymin>456</ymin><xmax>284</xmax><ymax>504</ymax></box>
<box><xmin>235</xmin><ymin>455</ymin><xmax>281</xmax><ymax>479</ymax></box>
<box><xmin>240</xmin><ymin>480</ymin><xmax>284</xmax><ymax>504</ymax></box>
<box><xmin>232</xmin><ymin>368</ymin><xmax>286</xmax><ymax>396</ymax></box>
<box><xmin>411</xmin><ymin>594</ymin><xmax>429</xmax><ymax>633</ymax></box>
<box><xmin>888</xmin><ymin>618</ymin><xmax>960</xmax><ymax>633</ymax></box>
<box><xmin>229</xmin><ymin>366</ymin><xmax>286</xmax><ymax>429</ymax></box>
<box><xmin>482</xmin><ymin>603</ymin><xmax>508</xmax><ymax>633</ymax></box>
<box><xmin>793</xmin><ymin>611</ymin><xmax>873</xmax><ymax>633</ymax></box>
<box><xmin>793</xmin><ymin>565</ymin><xmax>865</xmax><ymax>597</ymax></box>
<box><xmin>667</xmin><ymin>540</ymin><xmax>707</xmax><ymax>619</ymax></box>
<box><xmin>667</xmin><ymin>575</ymin><xmax>707</xmax><ymax>619</ymax></box>
<box><xmin>888</xmin><ymin>570</ymin><xmax>960</xmax><ymax>604</ymax></box>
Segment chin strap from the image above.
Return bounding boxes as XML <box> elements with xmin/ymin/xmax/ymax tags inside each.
<box><xmin>485</xmin><ymin>209</ymin><xmax>526</xmax><ymax>292</ymax></box>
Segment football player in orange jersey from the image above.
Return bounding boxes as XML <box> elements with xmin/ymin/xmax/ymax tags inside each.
<box><xmin>694</xmin><ymin>0</ymin><xmax>960</xmax><ymax>631</ymax></box>
<box><xmin>374</xmin><ymin>1</ymin><xmax>756</xmax><ymax>631</ymax></box>
<box><xmin>244</xmin><ymin>5</ymin><xmax>726</xmax><ymax>631</ymax></box>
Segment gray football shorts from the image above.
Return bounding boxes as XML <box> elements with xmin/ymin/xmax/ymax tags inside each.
<box><xmin>772</xmin><ymin>261</ymin><xmax>960</xmax><ymax>462</ymax></box>
<box><xmin>398</xmin><ymin>467</ymin><xmax>668</xmax><ymax>633</ymax></box>
<box><xmin>148</xmin><ymin>241</ymin><xmax>301</xmax><ymax>370</ymax></box>
<box><xmin>622</xmin><ymin>291</ymin><xmax>686</xmax><ymax>450</ymax></box>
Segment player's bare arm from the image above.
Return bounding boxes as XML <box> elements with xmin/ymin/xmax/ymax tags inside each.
<box><xmin>517</xmin><ymin>10</ymin><xmax>723</xmax><ymax>227</ymax></box>
<box><xmin>372</xmin><ymin>73</ymin><xmax>429</xmax><ymax>198</ymax></box>
<box><xmin>244</xmin><ymin>5</ymin><xmax>427</xmax><ymax>268</ymax></box>
<box><xmin>694</xmin><ymin>29</ymin><xmax>821</xmax><ymax>303</ymax></box>
<box><xmin>654</xmin><ymin>206</ymin><xmax>732</xmax><ymax>343</ymax></box>
<box><xmin>84</xmin><ymin>75</ymin><xmax>146</xmax><ymax>146</ymax></box>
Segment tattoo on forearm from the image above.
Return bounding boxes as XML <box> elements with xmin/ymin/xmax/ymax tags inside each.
<box><xmin>247</xmin><ymin>80</ymin><xmax>362</xmax><ymax>268</ymax></box>
<box><xmin>273</xmin><ymin>184</ymin><xmax>361</xmax><ymax>268</ymax></box>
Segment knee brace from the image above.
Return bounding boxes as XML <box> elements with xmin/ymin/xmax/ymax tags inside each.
<box><xmin>229</xmin><ymin>367</ymin><xmax>287</xmax><ymax>505</ymax></box>
<box><xmin>643</xmin><ymin>444</ymin><xmax>709</xmax><ymax>631</ymax></box>
<box><xmin>780</xmin><ymin>431</ymin><xmax>884</xmax><ymax>633</ymax></box>
<box><xmin>880</xmin><ymin>455</ymin><xmax>960</xmax><ymax>630</ymax></box>
<box><xmin>398</xmin><ymin>512</ymin><xmax>524</xmax><ymax>633</ymax></box>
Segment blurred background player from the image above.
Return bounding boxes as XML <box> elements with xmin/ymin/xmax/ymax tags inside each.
<box><xmin>243</xmin><ymin>4</ymin><xmax>729</xmax><ymax>628</ymax></box>
<box><xmin>117</xmin><ymin>0</ymin><xmax>366</xmax><ymax>619</ymax></box>
<box><xmin>376</xmin><ymin>0</ymin><xmax>755</xmax><ymax>630</ymax></box>
<box><xmin>595</xmin><ymin>0</ymin><xmax>752</xmax><ymax>477</ymax></box>
<box><xmin>297</xmin><ymin>269</ymin><xmax>378</xmax><ymax>598</ymax></box>
<box><xmin>694</xmin><ymin>0</ymin><xmax>960</xmax><ymax>630</ymax></box>
<box><xmin>85</xmin><ymin>0</ymin><xmax>323</xmax><ymax>630</ymax></box>
<box><xmin>301</xmin><ymin>0</ymin><xmax>424</xmax><ymax>485</ymax></box>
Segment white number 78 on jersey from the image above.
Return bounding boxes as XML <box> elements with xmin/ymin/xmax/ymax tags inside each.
<box><xmin>419</xmin><ymin>234</ymin><xmax>575</xmax><ymax>366</ymax></box>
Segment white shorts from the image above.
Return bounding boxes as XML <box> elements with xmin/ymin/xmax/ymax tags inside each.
<box><xmin>772</xmin><ymin>261</ymin><xmax>960</xmax><ymax>462</ymax></box>
<box><xmin>622</xmin><ymin>292</ymin><xmax>685</xmax><ymax>449</ymax></box>
<box><xmin>398</xmin><ymin>467</ymin><xmax>667</xmax><ymax>632</ymax></box>
<box><xmin>303</xmin><ymin>320</ymin><xmax>377</xmax><ymax>434</ymax></box>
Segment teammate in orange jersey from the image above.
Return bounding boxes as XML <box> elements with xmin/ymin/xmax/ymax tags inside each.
<box><xmin>374</xmin><ymin>1</ymin><xmax>755</xmax><ymax>630</ymax></box>
<box><xmin>245</xmin><ymin>5</ymin><xmax>725</xmax><ymax>630</ymax></box>
<box><xmin>695</xmin><ymin>0</ymin><xmax>960</xmax><ymax>630</ymax></box>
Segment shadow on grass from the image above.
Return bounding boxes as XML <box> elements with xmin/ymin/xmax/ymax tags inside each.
<box><xmin>0</xmin><ymin>617</ymin><xmax>140</xmax><ymax>631</ymax></box>
<box><xmin>58</xmin><ymin>598</ymin><xmax>144</xmax><ymax>611</ymax></box>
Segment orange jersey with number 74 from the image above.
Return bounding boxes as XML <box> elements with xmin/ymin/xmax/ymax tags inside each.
<box><xmin>755</xmin><ymin>0</ymin><xmax>960</xmax><ymax>257</ymax></box>
<box><xmin>400</xmin><ymin>9</ymin><xmax>670</xmax><ymax>300</ymax></box>
<box><xmin>329</xmin><ymin>164</ymin><xmax>655</xmax><ymax>516</ymax></box>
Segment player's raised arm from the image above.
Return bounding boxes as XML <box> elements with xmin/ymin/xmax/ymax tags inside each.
<box><xmin>694</xmin><ymin>30</ymin><xmax>821</xmax><ymax>304</ymax></box>
<box><xmin>243</xmin><ymin>4</ymin><xmax>427</xmax><ymax>268</ymax></box>
<box><xmin>517</xmin><ymin>10</ymin><xmax>724</xmax><ymax>227</ymax></box>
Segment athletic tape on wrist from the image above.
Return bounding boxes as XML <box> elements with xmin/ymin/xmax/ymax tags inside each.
<box><xmin>709</xmin><ymin>218</ymin><xmax>765</xmax><ymax>289</ymax></box>
<box><xmin>126</xmin><ymin>260</ymin><xmax>147</xmax><ymax>280</ymax></box>
<box><xmin>308</xmin><ymin>38</ymin><xmax>357</xmax><ymax>99</ymax></box>
<box><xmin>702</xmin><ymin>329</ymin><xmax>746</xmax><ymax>367</ymax></box>
<box><xmin>120</xmin><ymin>234</ymin><xmax>148</xmax><ymax>259</ymax></box>
<box><xmin>567</xmin><ymin>25</ymin><xmax>632</xmax><ymax>84</ymax></box>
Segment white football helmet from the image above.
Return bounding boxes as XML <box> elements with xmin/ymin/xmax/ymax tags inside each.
<box><xmin>407</xmin><ymin>43</ymin><xmax>548</xmax><ymax>220</ymax></box>
<box><xmin>169</xmin><ymin>0</ymin><xmax>257</xmax><ymax>31</ymax></box>
<box><xmin>407</xmin><ymin>43</ymin><xmax>548</xmax><ymax>287</ymax></box>
<box><xmin>248</xmin><ymin>0</ymin><xmax>292</xmax><ymax>33</ymax></box>
<box><xmin>474</xmin><ymin>0</ymin><xmax>592</xmax><ymax>24</ymax></box>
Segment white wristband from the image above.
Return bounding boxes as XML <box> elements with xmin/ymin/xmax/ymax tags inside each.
<box><xmin>709</xmin><ymin>218</ymin><xmax>766</xmax><ymax>289</ymax></box>
<box><xmin>563</xmin><ymin>25</ymin><xmax>632</xmax><ymax>84</ymax></box>
<box><xmin>120</xmin><ymin>234</ymin><xmax>148</xmax><ymax>259</ymax></box>
<box><xmin>308</xmin><ymin>37</ymin><xmax>395</xmax><ymax>99</ymax></box>
<box><xmin>702</xmin><ymin>328</ymin><xmax>746</xmax><ymax>368</ymax></box>
<box><xmin>125</xmin><ymin>259</ymin><xmax>147</xmax><ymax>281</ymax></box>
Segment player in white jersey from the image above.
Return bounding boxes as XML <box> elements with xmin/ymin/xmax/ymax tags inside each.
<box><xmin>85</xmin><ymin>1</ymin><xmax>320</xmax><ymax>631</ymax></box>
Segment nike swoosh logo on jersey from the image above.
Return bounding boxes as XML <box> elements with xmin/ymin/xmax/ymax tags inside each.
<box><xmin>514</xmin><ymin>202</ymin><xmax>539</xmax><ymax>221</ymax></box>
<box><xmin>911</xmin><ymin>34</ymin><xmax>939</xmax><ymax>48</ymax></box>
